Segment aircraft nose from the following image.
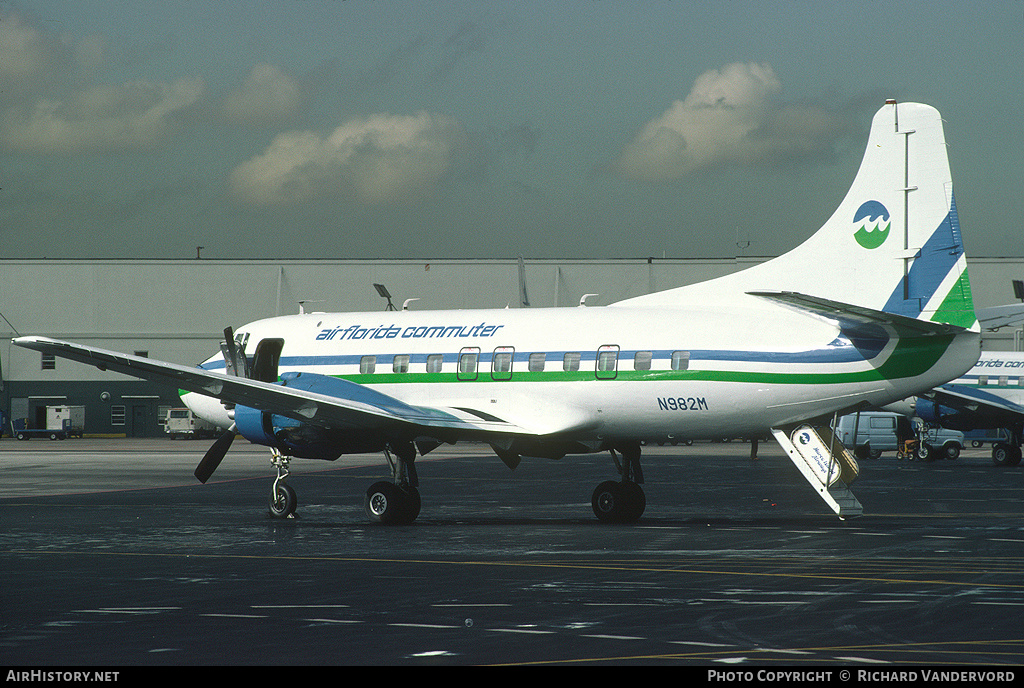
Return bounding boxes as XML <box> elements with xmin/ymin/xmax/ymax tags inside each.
<box><xmin>182</xmin><ymin>390</ymin><xmax>233</xmax><ymax>430</ymax></box>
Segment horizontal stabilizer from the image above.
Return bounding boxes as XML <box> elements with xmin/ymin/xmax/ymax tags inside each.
<box><xmin>748</xmin><ymin>291</ymin><xmax>969</xmax><ymax>337</ymax></box>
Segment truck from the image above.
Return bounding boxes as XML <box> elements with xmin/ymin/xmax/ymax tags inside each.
<box><xmin>12</xmin><ymin>405</ymin><xmax>85</xmax><ymax>440</ymax></box>
<box><xmin>164</xmin><ymin>408</ymin><xmax>218</xmax><ymax>439</ymax></box>
<box><xmin>834</xmin><ymin>411</ymin><xmax>964</xmax><ymax>460</ymax></box>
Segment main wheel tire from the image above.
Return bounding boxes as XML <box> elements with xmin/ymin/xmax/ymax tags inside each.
<box><xmin>592</xmin><ymin>481</ymin><xmax>644</xmax><ymax>523</ymax></box>
<box><xmin>993</xmin><ymin>443</ymin><xmax>1022</xmax><ymax>467</ymax></box>
<box><xmin>269</xmin><ymin>482</ymin><xmax>298</xmax><ymax>518</ymax></box>
<box><xmin>364</xmin><ymin>481</ymin><xmax>419</xmax><ymax>525</ymax></box>
<box><xmin>592</xmin><ymin>481</ymin><xmax>622</xmax><ymax>522</ymax></box>
<box><xmin>619</xmin><ymin>481</ymin><xmax>646</xmax><ymax>522</ymax></box>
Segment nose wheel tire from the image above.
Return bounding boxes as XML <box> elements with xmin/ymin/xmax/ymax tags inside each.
<box><xmin>269</xmin><ymin>482</ymin><xmax>298</xmax><ymax>518</ymax></box>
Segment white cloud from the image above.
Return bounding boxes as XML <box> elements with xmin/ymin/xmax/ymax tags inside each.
<box><xmin>615</xmin><ymin>62</ymin><xmax>841</xmax><ymax>180</ymax></box>
<box><xmin>0</xmin><ymin>11</ymin><xmax>63</xmax><ymax>83</ymax></box>
<box><xmin>1</xmin><ymin>77</ymin><xmax>205</xmax><ymax>154</ymax></box>
<box><xmin>222</xmin><ymin>64</ymin><xmax>301</xmax><ymax>125</ymax></box>
<box><xmin>230</xmin><ymin>111</ymin><xmax>468</xmax><ymax>204</ymax></box>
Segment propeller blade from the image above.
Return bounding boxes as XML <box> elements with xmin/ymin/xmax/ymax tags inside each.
<box><xmin>195</xmin><ymin>426</ymin><xmax>236</xmax><ymax>484</ymax></box>
<box><xmin>220</xmin><ymin>327</ymin><xmax>249</xmax><ymax>378</ymax></box>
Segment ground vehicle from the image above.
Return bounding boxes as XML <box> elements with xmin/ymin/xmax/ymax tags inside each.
<box><xmin>835</xmin><ymin>412</ymin><xmax>964</xmax><ymax>460</ymax></box>
<box><xmin>835</xmin><ymin>412</ymin><xmax>914</xmax><ymax>459</ymax></box>
<box><xmin>12</xmin><ymin>405</ymin><xmax>85</xmax><ymax>440</ymax></box>
<box><xmin>164</xmin><ymin>408</ymin><xmax>218</xmax><ymax>439</ymax></box>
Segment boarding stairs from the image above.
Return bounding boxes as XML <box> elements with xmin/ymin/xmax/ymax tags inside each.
<box><xmin>772</xmin><ymin>423</ymin><xmax>863</xmax><ymax>518</ymax></box>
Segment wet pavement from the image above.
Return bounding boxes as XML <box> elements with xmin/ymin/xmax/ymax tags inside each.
<box><xmin>2</xmin><ymin>438</ymin><xmax>1024</xmax><ymax>666</ymax></box>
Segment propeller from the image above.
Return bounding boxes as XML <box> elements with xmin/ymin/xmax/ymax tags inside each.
<box><xmin>195</xmin><ymin>425</ymin><xmax>237</xmax><ymax>483</ymax></box>
<box><xmin>193</xmin><ymin>329</ymin><xmax>284</xmax><ymax>484</ymax></box>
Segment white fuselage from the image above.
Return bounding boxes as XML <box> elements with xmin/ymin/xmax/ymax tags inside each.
<box><xmin>185</xmin><ymin>302</ymin><xmax>980</xmax><ymax>445</ymax></box>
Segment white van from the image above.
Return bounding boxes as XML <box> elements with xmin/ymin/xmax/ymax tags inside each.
<box><xmin>835</xmin><ymin>412</ymin><xmax>913</xmax><ymax>459</ymax></box>
<box><xmin>835</xmin><ymin>412</ymin><xmax>964</xmax><ymax>460</ymax></box>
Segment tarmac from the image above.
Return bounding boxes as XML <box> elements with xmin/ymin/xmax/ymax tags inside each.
<box><xmin>2</xmin><ymin>437</ymin><xmax>1024</xmax><ymax>667</ymax></box>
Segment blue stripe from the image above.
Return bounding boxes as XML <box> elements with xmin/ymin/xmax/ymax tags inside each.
<box><xmin>200</xmin><ymin>339</ymin><xmax>877</xmax><ymax>372</ymax></box>
<box><xmin>883</xmin><ymin>195</ymin><xmax>963</xmax><ymax>318</ymax></box>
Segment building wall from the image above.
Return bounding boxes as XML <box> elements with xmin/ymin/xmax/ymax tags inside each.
<box><xmin>2</xmin><ymin>257</ymin><xmax>1022</xmax><ymax>436</ymax></box>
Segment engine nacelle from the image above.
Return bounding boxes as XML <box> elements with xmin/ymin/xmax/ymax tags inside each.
<box><xmin>914</xmin><ymin>398</ymin><xmax>972</xmax><ymax>430</ymax></box>
<box><xmin>233</xmin><ymin>372</ymin><xmax>396</xmax><ymax>459</ymax></box>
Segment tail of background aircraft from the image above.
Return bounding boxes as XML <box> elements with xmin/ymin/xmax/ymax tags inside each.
<box><xmin>617</xmin><ymin>101</ymin><xmax>977</xmax><ymax>331</ymax></box>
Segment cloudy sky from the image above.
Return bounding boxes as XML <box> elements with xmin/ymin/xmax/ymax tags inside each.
<box><xmin>2</xmin><ymin>1</ymin><xmax>1022</xmax><ymax>261</ymax></box>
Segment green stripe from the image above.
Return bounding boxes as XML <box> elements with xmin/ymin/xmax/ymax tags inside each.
<box><xmin>339</xmin><ymin>335</ymin><xmax>955</xmax><ymax>386</ymax></box>
<box><xmin>930</xmin><ymin>269</ymin><xmax>977</xmax><ymax>329</ymax></box>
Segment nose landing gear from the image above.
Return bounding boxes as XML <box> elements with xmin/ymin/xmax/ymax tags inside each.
<box><xmin>268</xmin><ymin>450</ymin><xmax>298</xmax><ymax>518</ymax></box>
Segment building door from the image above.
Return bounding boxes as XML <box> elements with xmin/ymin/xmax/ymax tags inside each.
<box><xmin>132</xmin><ymin>404</ymin><xmax>151</xmax><ymax>437</ymax></box>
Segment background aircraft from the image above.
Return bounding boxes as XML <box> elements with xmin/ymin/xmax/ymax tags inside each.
<box><xmin>14</xmin><ymin>101</ymin><xmax>980</xmax><ymax>523</ymax></box>
<box><xmin>914</xmin><ymin>350</ymin><xmax>1024</xmax><ymax>466</ymax></box>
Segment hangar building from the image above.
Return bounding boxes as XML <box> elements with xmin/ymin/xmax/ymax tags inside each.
<box><xmin>2</xmin><ymin>257</ymin><xmax>1022</xmax><ymax>437</ymax></box>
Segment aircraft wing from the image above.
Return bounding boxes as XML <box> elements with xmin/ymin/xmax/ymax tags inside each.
<box><xmin>921</xmin><ymin>382</ymin><xmax>1024</xmax><ymax>419</ymax></box>
<box><xmin>747</xmin><ymin>291</ymin><xmax>971</xmax><ymax>336</ymax></box>
<box><xmin>11</xmin><ymin>336</ymin><xmax>593</xmax><ymax>439</ymax></box>
<box><xmin>976</xmin><ymin>304</ymin><xmax>1024</xmax><ymax>331</ymax></box>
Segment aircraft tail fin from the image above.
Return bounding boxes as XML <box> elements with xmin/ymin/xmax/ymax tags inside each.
<box><xmin>616</xmin><ymin>101</ymin><xmax>977</xmax><ymax>332</ymax></box>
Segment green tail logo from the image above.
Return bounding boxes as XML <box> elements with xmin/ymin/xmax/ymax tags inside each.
<box><xmin>853</xmin><ymin>200</ymin><xmax>890</xmax><ymax>249</ymax></box>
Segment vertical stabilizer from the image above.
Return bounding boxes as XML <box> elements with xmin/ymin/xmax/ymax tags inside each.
<box><xmin>616</xmin><ymin>101</ymin><xmax>977</xmax><ymax>331</ymax></box>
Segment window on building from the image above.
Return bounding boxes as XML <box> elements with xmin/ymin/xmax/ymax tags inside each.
<box><xmin>41</xmin><ymin>353</ymin><xmax>55</xmax><ymax>370</ymax></box>
<box><xmin>111</xmin><ymin>406</ymin><xmax>126</xmax><ymax>426</ymax></box>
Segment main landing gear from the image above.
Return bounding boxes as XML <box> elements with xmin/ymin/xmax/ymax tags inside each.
<box><xmin>363</xmin><ymin>442</ymin><xmax>421</xmax><ymax>525</ymax></box>
<box><xmin>592</xmin><ymin>443</ymin><xmax>646</xmax><ymax>523</ymax></box>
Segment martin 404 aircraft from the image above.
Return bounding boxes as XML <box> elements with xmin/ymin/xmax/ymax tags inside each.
<box><xmin>14</xmin><ymin>101</ymin><xmax>980</xmax><ymax>523</ymax></box>
<box><xmin>914</xmin><ymin>351</ymin><xmax>1024</xmax><ymax>466</ymax></box>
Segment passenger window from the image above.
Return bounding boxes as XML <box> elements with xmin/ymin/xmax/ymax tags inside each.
<box><xmin>596</xmin><ymin>345</ymin><xmax>619</xmax><ymax>379</ymax></box>
<box><xmin>529</xmin><ymin>352</ymin><xmax>546</xmax><ymax>372</ymax></box>
<box><xmin>979</xmin><ymin>375</ymin><xmax>988</xmax><ymax>386</ymax></box>
<box><xmin>360</xmin><ymin>355</ymin><xmax>376</xmax><ymax>374</ymax></box>
<box><xmin>426</xmin><ymin>354</ymin><xmax>443</xmax><ymax>374</ymax></box>
<box><xmin>671</xmin><ymin>350</ymin><xmax>690</xmax><ymax>371</ymax></box>
<box><xmin>492</xmin><ymin>347</ymin><xmax>514</xmax><ymax>381</ymax></box>
<box><xmin>999</xmin><ymin>376</ymin><xmax>1009</xmax><ymax>387</ymax></box>
<box><xmin>393</xmin><ymin>354</ymin><xmax>410</xmax><ymax>373</ymax></box>
<box><xmin>563</xmin><ymin>352</ymin><xmax>581</xmax><ymax>372</ymax></box>
<box><xmin>458</xmin><ymin>348</ymin><xmax>479</xmax><ymax>381</ymax></box>
<box><xmin>634</xmin><ymin>351</ymin><xmax>652</xmax><ymax>371</ymax></box>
